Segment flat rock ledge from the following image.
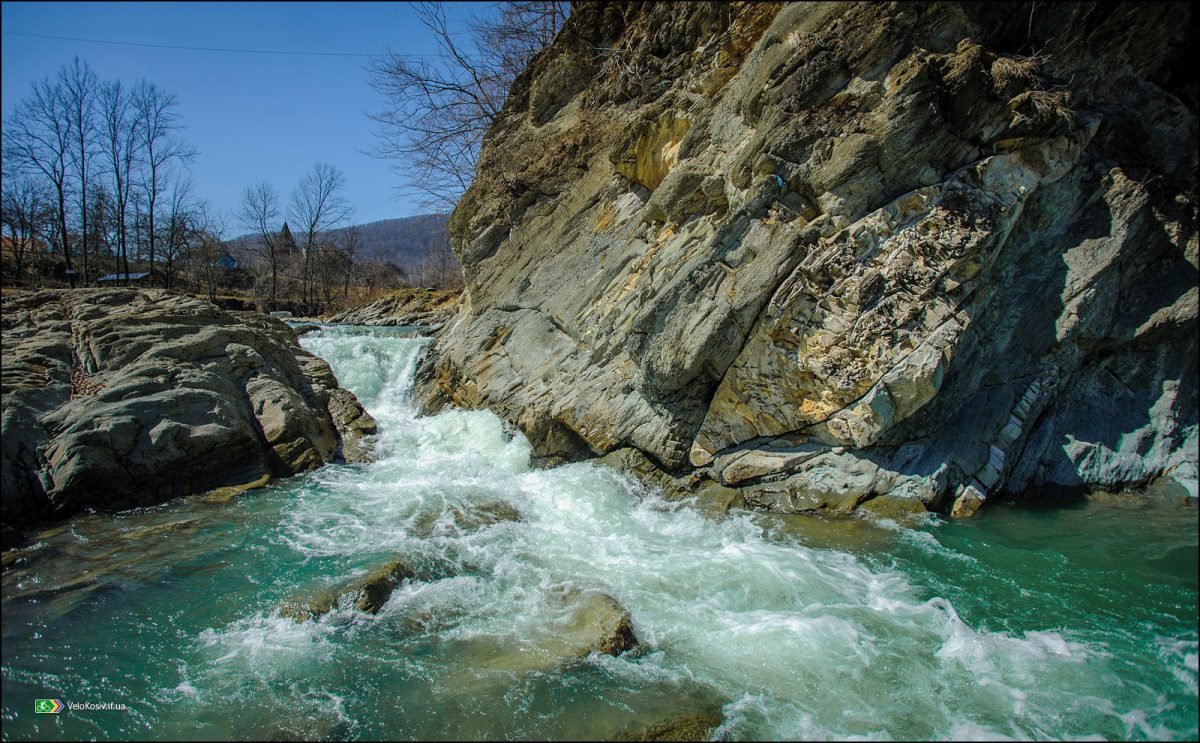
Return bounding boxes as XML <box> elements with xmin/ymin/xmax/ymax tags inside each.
<box><xmin>1</xmin><ymin>289</ymin><xmax>377</xmax><ymax>535</ymax></box>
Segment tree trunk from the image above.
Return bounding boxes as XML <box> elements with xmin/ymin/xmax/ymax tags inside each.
<box><xmin>79</xmin><ymin>146</ymin><xmax>89</xmax><ymax>286</ymax></box>
<box><xmin>147</xmin><ymin>174</ymin><xmax>157</xmax><ymax>286</ymax></box>
<box><xmin>55</xmin><ymin>185</ymin><xmax>75</xmax><ymax>288</ymax></box>
<box><xmin>119</xmin><ymin>209</ymin><xmax>130</xmax><ymax>284</ymax></box>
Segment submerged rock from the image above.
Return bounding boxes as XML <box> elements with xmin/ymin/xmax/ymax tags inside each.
<box><xmin>410</xmin><ymin>499</ymin><xmax>523</xmax><ymax>537</ymax></box>
<box><xmin>1</xmin><ymin>289</ymin><xmax>377</xmax><ymax>533</ymax></box>
<box><xmin>279</xmin><ymin>558</ymin><xmax>415</xmax><ymax>621</ymax></box>
<box><xmin>291</xmin><ymin>323</ymin><xmax>322</xmax><ymax>336</ymax></box>
<box><xmin>1</xmin><ymin>505</ymin><xmax>238</xmax><ymax>620</ymax></box>
<box><xmin>415</xmin><ymin>2</ymin><xmax>1198</xmax><ymax>516</ymax></box>
<box><xmin>563</xmin><ymin>590</ymin><xmax>640</xmax><ymax>657</ymax></box>
<box><xmin>615</xmin><ymin>707</ymin><xmax>724</xmax><ymax>742</ymax></box>
<box><xmin>451</xmin><ymin>500</ymin><xmax>521</xmax><ymax>529</ymax></box>
<box><xmin>456</xmin><ymin>589</ymin><xmax>640</xmax><ymax>682</ymax></box>
<box><xmin>279</xmin><ymin>501</ymin><xmax>523</xmax><ymax>624</ymax></box>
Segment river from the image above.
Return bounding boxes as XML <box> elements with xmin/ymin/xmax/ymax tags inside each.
<box><xmin>2</xmin><ymin>325</ymin><xmax>1196</xmax><ymax>740</ymax></box>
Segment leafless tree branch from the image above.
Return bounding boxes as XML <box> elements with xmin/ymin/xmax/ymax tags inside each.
<box><xmin>366</xmin><ymin>1</ymin><xmax>569</xmax><ymax>210</ymax></box>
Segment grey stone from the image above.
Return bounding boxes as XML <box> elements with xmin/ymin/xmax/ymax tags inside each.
<box><xmin>1</xmin><ymin>289</ymin><xmax>376</xmax><ymax>530</ymax></box>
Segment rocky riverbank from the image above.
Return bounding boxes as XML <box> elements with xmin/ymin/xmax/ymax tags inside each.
<box><xmin>322</xmin><ymin>288</ymin><xmax>461</xmax><ymax>329</ymax></box>
<box><xmin>1</xmin><ymin>289</ymin><xmax>376</xmax><ymax>539</ymax></box>
<box><xmin>414</xmin><ymin>2</ymin><xmax>1198</xmax><ymax>516</ymax></box>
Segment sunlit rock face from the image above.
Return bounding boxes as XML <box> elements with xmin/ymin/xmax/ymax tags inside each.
<box><xmin>415</xmin><ymin>2</ymin><xmax>1198</xmax><ymax>514</ymax></box>
<box><xmin>1</xmin><ymin>289</ymin><xmax>376</xmax><ymax>528</ymax></box>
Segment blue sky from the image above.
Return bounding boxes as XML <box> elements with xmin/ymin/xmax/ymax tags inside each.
<box><xmin>2</xmin><ymin>1</ymin><xmax>495</xmax><ymax>229</ymax></box>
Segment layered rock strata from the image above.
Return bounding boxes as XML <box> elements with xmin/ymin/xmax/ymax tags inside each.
<box><xmin>415</xmin><ymin>2</ymin><xmax>1197</xmax><ymax>514</ymax></box>
<box><xmin>323</xmin><ymin>288</ymin><xmax>461</xmax><ymax>329</ymax></box>
<box><xmin>1</xmin><ymin>289</ymin><xmax>376</xmax><ymax>530</ymax></box>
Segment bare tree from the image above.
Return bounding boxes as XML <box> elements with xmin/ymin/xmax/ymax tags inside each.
<box><xmin>312</xmin><ymin>239</ymin><xmax>344</xmax><ymax>307</ymax></box>
<box><xmin>1</xmin><ymin>175</ymin><xmax>54</xmax><ymax>286</ymax></box>
<box><xmin>239</xmin><ymin>181</ymin><xmax>282</xmax><ymax>311</ymax></box>
<box><xmin>132</xmin><ymin>80</ymin><xmax>193</xmax><ymax>286</ymax></box>
<box><xmin>6</xmin><ymin>76</ymin><xmax>77</xmax><ymax>285</ymax></box>
<box><xmin>367</xmin><ymin>1</ymin><xmax>569</xmax><ymax>209</ymax></box>
<box><xmin>355</xmin><ymin>259</ymin><xmax>408</xmax><ymax>298</ymax></box>
<box><xmin>60</xmin><ymin>56</ymin><xmax>99</xmax><ymax>284</ymax></box>
<box><xmin>339</xmin><ymin>225</ymin><xmax>360</xmax><ymax>298</ymax></box>
<box><xmin>5</xmin><ymin>57</ymin><xmax>206</xmax><ymax>289</ymax></box>
<box><xmin>99</xmin><ymin>80</ymin><xmax>140</xmax><ymax>282</ymax></box>
<box><xmin>88</xmin><ymin>184</ymin><xmax>118</xmax><ymax>271</ymax></box>
<box><xmin>191</xmin><ymin>215</ymin><xmax>228</xmax><ymax>304</ymax></box>
<box><xmin>160</xmin><ymin>175</ymin><xmax>201</xmax><ymax>290</ymax></box>
<box><xmin>432</xmin><ymin>238</ymin><xmax>462</xmax><ymax>289</ymax></box>
<box><xmin>289</xmin><ymin>162</ymin><xmax>353</xmax><ymax>312</ymax></box>
<box><xmin>130</xmin><ymin>186</ymin><xmax>148</xmax><ymax>270</ymax></box>
<box><xmin>472</xmin><ymin>1</ymin><xmax>569</xmax><ymax>80</ymax></box>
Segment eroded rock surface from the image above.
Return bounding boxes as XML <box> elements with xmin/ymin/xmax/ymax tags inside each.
<box><xmin>416</xmin><ymin>2</ymin><xmax>1198</xmax><ymax>513</ymax></box>
<box><xmin>1</xmin><ymin>289</ymin><xmax>377</xmax><ymax>530</ymax></box>
<box><xmin>323</xmin><ymin>288</ymin><xmax>461</xmax><ymax>329</ymax></box>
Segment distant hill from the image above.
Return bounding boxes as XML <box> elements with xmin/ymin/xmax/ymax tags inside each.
<box><xmin>227</xmin><ymin>213</ymin><xmax>453</xmax><ymax>275</ymax></box>
<box><xmin>329</xmin><ymin>214</ymin><xmax>451</xmax><ymax>270</ymax></box>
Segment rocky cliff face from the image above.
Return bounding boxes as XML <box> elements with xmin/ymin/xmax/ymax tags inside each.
<box><xmin>415</xmin><ymin>2</ymin><xmax>1198</xmax><ymax>515</ymax></box>
<box><xmin>2</xmin><ymin>289</ymin><xmax>376</xmax><ymax>532</ymax></box>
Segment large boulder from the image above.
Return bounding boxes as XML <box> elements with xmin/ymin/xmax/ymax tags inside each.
<box><xmin>1</xmin><ymin>289</ymin><xmax>376</xmax><ymax>531</ymax></box>
<box><xmin>415</xmin><ymin>2</ymin><xmax>1197</xmax><ymax>514</ymax></box>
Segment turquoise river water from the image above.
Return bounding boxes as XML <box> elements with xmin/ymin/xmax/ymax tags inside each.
<box><xmin>2</xmin><ymin>325</ymin><xmax>1197</xmax><ymax>740</ymax></box>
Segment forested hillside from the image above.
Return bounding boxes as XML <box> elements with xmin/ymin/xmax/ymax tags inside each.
<box><xmin>225</xmin><ymin>212</ymin><xmax>455</xmax><ymax>288</ymax></box>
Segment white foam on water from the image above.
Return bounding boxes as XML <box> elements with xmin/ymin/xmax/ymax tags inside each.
<box><xmin>1156</xmin><ymin>635</ymin><xmax>1199</xmax><ymax>696</ymax></box>
<box><xmin>169</xmin><ymin>663</ymin><xmax>200</xmax><ymax>700</ymax></box>
<box><xmin>196</xmin><ymin>610</ymin><xmax>356</xmax><ymax>674</ymax></box>
<box><xmin>945</xmin><ymin>719</ymin><xmax>1026</xmax><ymax>741</ymax></box>
<box><xmin>298</xmin><ymin>688</ymin><xmax>354</xmax><ymax>730</ymax></box>
<box><xmin>895</xmin><ymin>526</ymin><xmax>981</xmax><ymax>564</ymax></box>
<box><xmin>163</xmin><ymin>324</ymin><xmax>1199</xmax><ymax>740</ymax></box>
